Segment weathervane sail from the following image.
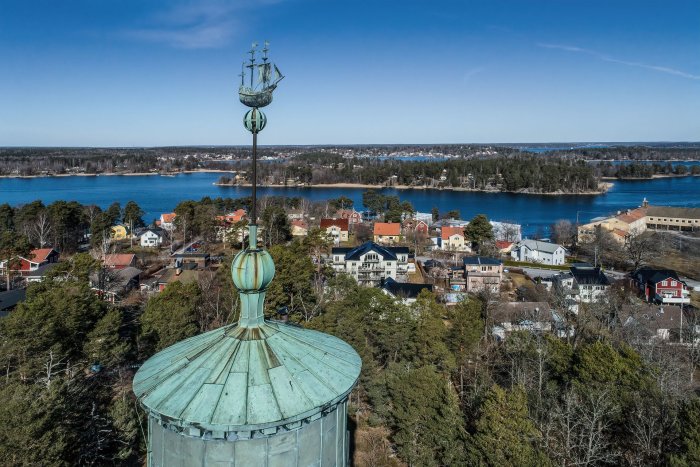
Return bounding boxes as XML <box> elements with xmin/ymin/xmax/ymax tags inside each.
<box><xmin>239</xmin><ymin>41</ymin><xmax>284</xmax><ymax>108</ymax></box>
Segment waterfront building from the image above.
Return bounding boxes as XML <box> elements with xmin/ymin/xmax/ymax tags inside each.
<box><xmin>511</xmin><ymin>239</ymin><xmax>566</xmax><ymax>265</ymax></box>
<box><xmin>645</xmin><ymin>206</ymin><xmax>700</xmax><ymax>232</ymax></box>
<box><xmin>577</xmin><ymin>206</ymin><xmax>648</xmax><ymax>244</ymax></box>
<box><xmin>331</xmin><ymin>241</ymin><xmax>409</xmax><ymax>286</ymax></box>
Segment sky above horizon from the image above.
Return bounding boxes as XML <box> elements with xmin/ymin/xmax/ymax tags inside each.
<box><xmin>1</xmin><ymin>0</ymin><xmax>699</xmax><ymax>146</ymax></box>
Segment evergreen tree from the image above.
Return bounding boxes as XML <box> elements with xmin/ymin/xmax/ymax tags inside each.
<box><xmin>468</xmin><ymin>385</ymin><xmax>551</xmax><ymax>466</ymax></box>
<box><xmin>464</xmin><ymin>214</ymin><xmax>494</xmax><ymax>251</ymax></box>
<box><xmin>122</xmin><ymin>200</ymin><xmax>145</xmax><ymax>229</ymax></box>
<box><xmin>670</xmin><ymin>397</ymin><xmax>700</xmax><ymax>466</ymax></box>
<box><xmin>139</xmin><ymin>281</ymin><xmax>200</xmax><ymax>354</ymax></box>
<box><xmin>387</xmin><ymin>365</ymin><xmax>467</xmax><ymax>466</ymax></box>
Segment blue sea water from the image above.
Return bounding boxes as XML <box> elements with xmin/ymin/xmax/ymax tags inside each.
<box><xmin>1</xmin><ymin>173</ymin><xmax>699</xmax><ymax>236</ymax></box>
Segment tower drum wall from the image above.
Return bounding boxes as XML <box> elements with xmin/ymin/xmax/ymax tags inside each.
<box><xmin>147</xmin><ymin>400</ymin><xmax>349</xmax><ymax>467</ymax></box>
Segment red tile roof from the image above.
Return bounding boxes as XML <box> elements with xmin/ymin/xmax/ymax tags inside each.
<box><xmin>29</xmin><ymin>248</ymin><xmax>55</xmax><ymax>263</ymax></box>
<box><xmin>320</xmin><ymin>218</ymin><xmax>349</xmax><ymax>231</ymax></box>
<box><xmin>104</xmin><ymin>254</ymin><xmax>136</xmax><ymax>267</ymax></box>
<box><xmin>496</xmin><ymin>241</ymin><xmax>513</xmax><ymax>250</ymax></box>
<box><xmin>374</xmin><ymin>222</ymin><xmax>401</xmax><ymax>236</ymax></box>
<box><xmin>441</xmin><ymin>226</ymin><xmax>464</xmax><ymax>240</ymax></box>
<box><xmin>291</xmin><ymin>219</ymin><xmax>308</xmax><ymax>228</ymax></box>
<box><xmin>160</xmin><ymin>213</ymin><xmax>176</xmax><ymax>223</ymax></box>
<box><xmin>616</xmin><ymin>207</ymin><xmax>647</xmax><ymax>224</ymax></box>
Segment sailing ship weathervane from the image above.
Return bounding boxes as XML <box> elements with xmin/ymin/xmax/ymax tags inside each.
<box><xmin>239</xmin><ymin>41</ymin><xmax>284</xmax><ymax>109</ymax></box>
<box><xmin>240</xmin><ymin>41</ymin><xmax>283</xmax><ymax>234</ymax></box>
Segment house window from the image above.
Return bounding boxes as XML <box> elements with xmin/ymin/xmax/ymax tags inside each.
<box><xmin>671</xmin><ymin>280</ymin><xmax>677</xmax><ymax>287</ymax></box>
<box><xmin>662</xmin><ymin>280</ymin><xmax>667</xmax><ymax>286</ymax></box>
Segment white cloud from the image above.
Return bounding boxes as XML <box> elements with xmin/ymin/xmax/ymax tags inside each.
<box><xmin>124</xmin><ymin>0</ymin><xmax>284</xmax><ymax>49</ymax></box>
<box><xmin>538</xmin><ymin>42</ymin><xmax>700</xmax><ymax>81</ymax></box>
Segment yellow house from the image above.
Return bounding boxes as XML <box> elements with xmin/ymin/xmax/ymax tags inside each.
<box><xmin>110</xmin><ymin>224</ymin><xmax>128</xmax><ymax>240</ymax></box>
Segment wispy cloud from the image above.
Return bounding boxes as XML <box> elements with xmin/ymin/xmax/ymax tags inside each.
<box><xmin>538</xmin><ymin>43</ymin><xmax>700</xmax><ymax>81</ymax></box>
<box><xmin>463</xmin><ymin>66</ymin><xmax>485</xmax><ymax>82</ymax></box>
<box><xmin>124</xmin><ymin>1</ymin><xmax>283</xmax><ymax>49</ymax></box>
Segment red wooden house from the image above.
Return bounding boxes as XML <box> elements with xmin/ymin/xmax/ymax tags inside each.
<box><xmin>631</xmin><ymin>268</ymin><xmax>689</xmax><ymax>305</ymax></box>
<box><xmin>17</xmin><ymin>248</ymin><xmax>59</xmax><ymax>272</ymax></box>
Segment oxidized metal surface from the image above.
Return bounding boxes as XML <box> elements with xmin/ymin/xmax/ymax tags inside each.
<box><xmin>243</xmin><ymin>108</ymin><xmax>267</xmax><ymax>134</ymax></box>
<box><xmin>133</xmin><ymin>320</ymin><xmax>361</xmax><ymax>434</ymax></box>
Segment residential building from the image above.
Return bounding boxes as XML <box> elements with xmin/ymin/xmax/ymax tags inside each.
<box><xmin>286</xmin><ymin>208</ymin><xmax>305</xmax><ymax>221</ymax></box>
<box><xmin>139</xmin><ymin>228</ymin><xmax>165</xmax><ymax>248</ymax></box>
<box><xmin>566</xmin><ymin>264</ymin><xmax>611</xmax><ymax>303</ymax></box>
<box><xmin>463</xmin><ymin>256</ymin><xmax>503</xmax><ymax>293</ymax></box>
<box><xmin>336</xmin><ymin>209</ymin><xmax>363</xmax><ymax>225</ymax></box>
<box><xmin>110</xmin><ymin>224</ymin><xmax>128</xmax><ymax>240</ymax></box>
<box><xmin>380</xmin><ymin>277</ymin><xmax>433</xmax><ymax>305</ymax></box>
<box><xmin>159</xmin><ymin>212</ymin><xmax>177</xmax><ymax>231</ymax></box>
<box><xmin>25</xmin><ymin>262</ymin><xmax>59</xmax><ymax>283</ymax></box>
<box><xmin>91</xmin><ymin>267</ymin><xmax>142</xmax><ymax>303</ymax></box>
<box><xmin>511</xmin><ymin>239</ymin><xmax>566</xmax><ymax>265</ymax></box>
<box><xmin>216</xmin><ymin>209</ymin><xmax>247</xmax><ymax>225</ymax></box>
<box><xmin>620</xmin><ymin>304</ymin><xmax>686</xmax><ymax>342</ymax></box>
<box><xmin>1</xmin><ymin>248</ymin><xmax>59</xmax><ymax>273</ymax></box>
<box><xmin>492</xmin><ymin>302</ymin><xmax>572</xmax><ymax>340</ymax></box>
<box><xmin>402</xmin><ymin>218</ymin><xmax>429</xmax><ymax>235</ymax></box>
<box><xmin>331</xmin><ymin>242</ymin><xmax>409</xmax><ymax>286</ymax></box>
<box><xmin>290</xmin><ymin>219</ymin><xmax>309</xmax><ymax>237</ymax></box>
<box><xmin>373</xmin><ymin>222</ymin><xmax>401</xmax><ymax>244</ymax></box>
<box><xmin>439</xmin><ymin>226</ymin><xmax>469</xmax><ymax>252</ymax></box>
<box><xmin>496</xmin><ymin>241</ymin><xmax>514</xmax><ymax>254</ymax></box>
<box><xmin>155</xmin><ymin>267</ymin><xmax>200</xmax><ymax>292</ymax></box>
<box><xmin>414</xmin><ymin>211</ymin><xmax>434</xmax><ymax>226</ymax></box>
<box><xmin>103</xmin><ymin>253</ymin><xmax>137</xmax><ymax>270</ymax></box>
<box><xmin>320</xmin><ymin>218</ymin><xmax>349</xmax><ymax>243</ymax></box>
<box><xmin>631</xmin><ymin>268</ymin><xmax>689</xmax><ymax>304</ymax></box>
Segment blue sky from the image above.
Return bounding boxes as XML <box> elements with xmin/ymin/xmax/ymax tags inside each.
<box><xmin>1</xmin><ymin>0</ymin><xmax>698</xmax><ymax>146</ymax></box>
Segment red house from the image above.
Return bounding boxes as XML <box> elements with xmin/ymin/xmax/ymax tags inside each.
<box><xmin>402</xmin><ymin>218</ymin><xmax>429</xmax><ymax>235</ymax></box>
<box><xmin>631</xmin><ymin>268</ymin><xmax>689</xmax><ymax>305</ymax></box>
<box><xmin>104</xmin><ymin>253</ymin><xmax>137</xmax><ymax>270</ymax></box>
<box><xmin>17</xmin><ymin>248</ymin><xmax>59</xmax><ymax>272</ymax></box>
<box><xmin>336</xmin><ymin>209</ymin><xmax>362</xmax><ymax>225</ymax></box>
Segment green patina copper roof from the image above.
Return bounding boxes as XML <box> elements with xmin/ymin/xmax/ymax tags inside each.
<box><xmin>133</xmin><ymin>320</ymin><xmax>361</xmax><ymax>432</ymax></box>
<box><xmin>133</xmin><ymin>224</ymin><xmax>361</xmax><ymax>433</ymax></box>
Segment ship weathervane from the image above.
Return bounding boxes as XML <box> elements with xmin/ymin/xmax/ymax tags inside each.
<box><xmin>239</xmin><ymin>41</ymin><xmax>284</xmax><ymax>109</ymax></box>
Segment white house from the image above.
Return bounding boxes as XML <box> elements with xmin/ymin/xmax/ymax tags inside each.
<box><xmin>331</xmin><ymin>242</ymin><xmax>409</xmax><ymax>286</ymax></box>
<box><xmin>511</xmin><ymin>239</ymin><xmax>566</xmax><ymax>265</ymax></box>
<box><xmin>139</xmin><ymin>228</ymin><xmax>165</xmax><ymax>248</ymax></box>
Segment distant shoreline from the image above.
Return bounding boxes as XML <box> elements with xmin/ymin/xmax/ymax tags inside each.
<box><xmin>214</xmin><ymin>181</ymin><xmax>615</xmax><ymax>196</ymax></box>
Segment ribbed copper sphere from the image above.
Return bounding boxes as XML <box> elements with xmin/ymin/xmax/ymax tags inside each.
<box><xmin>231</xmin><ymin>248</ymin><xmax>275</xmax><ymax>292</ymax></box>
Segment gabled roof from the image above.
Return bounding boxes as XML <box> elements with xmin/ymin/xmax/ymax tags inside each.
<box><xmin>616</xmin><ymin>207</ymin><xmax>647</xmax><ymax>223</ymax></box>
<box><xmin>441</xmin><ymin>226</ymin><xmax>464</xmax><ymax>240</ymax></box>
<box><xmin>496</xmin><ymin>240</ymin><xmax>513</xmax><ymax>250</ymax></box>
<box><xmin>647</xmin><ymin>206</ymin><xmax>700</xmax><ymax>219</ymax></box>
<box><xmin>570</xmin><ymin>265</ymin><xmax>610</xmax><ymax>286</ymax></box>
<box><xmin>320</xmin><ymin>218</ymin><xmax>349</xmax><ymax>231</ymax></box>
<box><xmin>633</xmin><ymin>267</ymin><xmax>681</xmax><ymax>285</ymax></box>
<box><xmin>381</xmin><ymin>277</ymin><xmax>433</xmax><ymax>299</ymax></box>
<box><xmin>344</xmin><ymin>242</ymin><xmax>397</xmax><ymax>261</ymax></box>
<box><xmin>517</xmin><ymin>239</ymin><xmax>565</xmax><ymax>254</ymax></box>
<box><xmin>25</xmin><ymin>262</ymin><xmax>58</xmax><ymax>277</ymax></box>
<box><xmin>104</xmin><ymin>253</ymin><xmax>136</xmax><ymax>267</ymax></box>
<box><xmin>374</xmin><ymin>222</ymin><xmax>401</xmax><ymax>236</ymax></box>
<box><xmin>291</xmin><ymin>219</ymin><xmax>308</xmax><ymax>228</ymax></box>
<box><xmin>139</xmin><ymin>227</ymin><xmax>165</xmax><ymax>237</ymax></box>
<box><xmin>27</xmin><ymin>248</ymin><xmax>56</xmax><ymax>263</ymax></box>
<box><xmin>463</xmin><ymin>256</ymin><xmax>502</xmax><ymax>266</ymax></box>
<box><xmin>160</xmin><ymin>212</ymin><xmax>176</xmax><ymax>223</ymax></box>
